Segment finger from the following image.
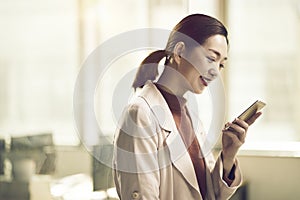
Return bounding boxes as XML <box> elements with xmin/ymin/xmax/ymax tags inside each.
<box><xmin>222</xmin><ymin>130</ymin><xmax>243</xmax><ymax>146</ymax></box>
<box><xmin>234</xmin><ymin>118</ymin><xmax>249</xmax><ymax>131</ymax></box>
<box><xmin>228</xmin><ymin>122</ymin><xmax>245</xmax><ymax>133</ymax></box>
<box><xmin>224</xmin><ymin>122</ymin><xmax>230</xmax><ymax>130</ymax></box>
<box><xmin>226</xmin><ymin>122</ymin><xmax>246</xmax><ymax>142</ymax></box>
<box><xmin>247</xmin><ymin>112</ymin><xmax>262</xmax><ymax>125</ymax></box>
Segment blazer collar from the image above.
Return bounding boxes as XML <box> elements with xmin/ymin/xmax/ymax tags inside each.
<box><xmin>138</xmin><ymin>81</ymin><xmax>175</xmax><ymax>132</ymax></box>
<box><xmin>138</xmin><ymin>81</ymin><xmax>201</xmax><ymax>195</ymax></box>
<box><xmin>138</xmin><ymin>81</ymin><xmax>204</xmax><ymax>138</ymax></box>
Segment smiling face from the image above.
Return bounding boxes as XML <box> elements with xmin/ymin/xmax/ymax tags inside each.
<box><xmin>177</xmin><ymin>34</ymin><xmax>228</xmax><ymax>94</ymax></box>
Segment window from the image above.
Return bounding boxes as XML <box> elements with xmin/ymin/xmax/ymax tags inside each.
<box><xmin>226</xmin><ymin>0</ymin><xmax>300</xmax><ymax>152</ymax></box>
<box><xmin>0</xmin><ymin>0</ymin><xmax>192</xmax><ymax>146</ymax></box>
<box><xmin>0</xmin><ymin>0</ymin><xmax>79</xmax><ymax>145</ymax></box>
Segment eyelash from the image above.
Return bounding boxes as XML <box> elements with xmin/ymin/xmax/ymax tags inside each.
<box><xmin>207</xmin><ymin>56</ymin><xmax>215</xmax><ymax>63</ymax></box>
<box><xmin>207</xmin><ymin>56</ymin><xmax>225</xmax><ymax>69</ymax></box>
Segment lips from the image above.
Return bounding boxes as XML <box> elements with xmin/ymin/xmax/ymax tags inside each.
<box><xmin>200</xmin><ymin>76</ymin><xmax>210</xmax><ymax>86</ymax></box>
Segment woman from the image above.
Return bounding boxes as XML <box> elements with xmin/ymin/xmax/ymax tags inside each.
<box><xmin>113</xmin><ymin>14</ymin><xmax>262</xmax><ymax>200</ymax></box>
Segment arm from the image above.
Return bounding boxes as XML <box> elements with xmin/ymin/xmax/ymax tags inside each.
<box><xmin>210</xmin><ymin>112</ymin><xmax>262</xmax><ymax>199</ymax></box>
<box><xmin>222</xmin><ymin>112</ymin><xmax>262</xmax><ymax>183</ymax></box>
<box><xmin>113</xmin><ymin>102</ymin><xmax>160</xmax><ymax>200</ymax></box>
<box><xmin>210</xmin><ymin>153</ymin><xmax>242</xmax><ymax>200</ymax></box>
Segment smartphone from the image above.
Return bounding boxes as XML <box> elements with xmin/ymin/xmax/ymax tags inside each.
<box><xmin>237</xmin><ymin>100</ymin><xmax>266</xmax><ymax>121</ymax></box>
<box><xmin>226</xmin><ymin>100</ymin><xmax>266</xmax><ymax>130</ymax></box>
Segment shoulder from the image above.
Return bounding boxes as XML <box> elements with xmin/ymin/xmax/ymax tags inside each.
<box><xmin>125</xmin><ymin>83</ymin><xmax>162</xmax><ymax>123</ymax></box>
<box><xmin>115</xmin><ymin>93</ymin><xmax>160</xmax><ymax>148</ymax></box>
<box><xmin>117</xmin><ymin>82</ymin><xmax>169</xmax><ymax>134</ymax></box>
<box><xmin>121</xmin><ymin>94</ymin><xmax>156</xmax><ymax>128</ymax></box>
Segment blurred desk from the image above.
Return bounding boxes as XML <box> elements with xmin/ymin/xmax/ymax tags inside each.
<box><xmin>0</xmin><ymin>180</ymin><xmax>30</xmax><ymax>200</ymax></box>
<box><xmin>0</xmin><ymin>173</ymin><xmax>119</xmax><ymax>200</ymax></box>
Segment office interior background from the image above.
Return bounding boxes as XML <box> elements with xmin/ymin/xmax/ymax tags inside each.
<box><xmin>0</xmin><ymin>0</ymin><xmax>300</xmax><ymax>199</ymax></box>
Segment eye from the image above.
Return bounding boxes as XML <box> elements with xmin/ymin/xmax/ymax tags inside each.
<box><xmin>207</xmin><ymin>56</ymin><xmax>216</xmax><ymax>63</ymax></box>
<box><xmin>219</xmin><ymin>64</ymin><xmax>225</xmax><ymax>70</ymax></box>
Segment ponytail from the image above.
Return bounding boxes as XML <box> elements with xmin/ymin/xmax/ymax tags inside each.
<box><xmin>132</xmin><ymin>50</ymin><xmax>167</xmax><ymax>89</ymax></box>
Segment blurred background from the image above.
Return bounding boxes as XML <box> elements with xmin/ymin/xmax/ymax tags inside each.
<box><xmin>0</xmin><ymin>0</ymin><xmax>300</xmax><ymax>199</ymax></box>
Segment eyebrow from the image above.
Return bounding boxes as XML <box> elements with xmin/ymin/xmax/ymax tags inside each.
<box><xmin>208</xmin><ymin>48</ymin><xmax>228</xmax><ymax>61</ymax></box>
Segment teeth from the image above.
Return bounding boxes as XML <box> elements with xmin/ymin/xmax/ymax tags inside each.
<box><xmin>202</xmin><ymin>77</ymin><xmax>211</xmax><ymax>82</ymax></box>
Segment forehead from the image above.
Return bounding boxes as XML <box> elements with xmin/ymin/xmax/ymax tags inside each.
<box><xmin>201</xmin><ymin>35</ymin><xmax>228</xmax><ymax>59</ymax></box>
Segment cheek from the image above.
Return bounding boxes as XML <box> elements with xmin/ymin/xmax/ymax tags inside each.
<box><xmin>181</xmin><ymin>61</ymin><xmax>200</xmax><ymax>81</ymax></box>
<box><xmin>185</xmin><ymin>51</ymin><xmax>203</xmax><ymax>70</ymax></box>
<box><xmin>187</xmin><ymin>69</ymin><xmax>202</xmax><ymax>90</ymax></box>
<box><xmin>189</xmin><ymin>62</ymin><xmax>209</xmax><ymax>78</ymax></box>
<box><xmin>188</xmin><ymin>51</ymin><xmax>216</xmax><ymax>75</ymax></box>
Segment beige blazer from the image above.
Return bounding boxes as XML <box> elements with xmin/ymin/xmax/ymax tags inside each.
<box><xmin>113</xmin><ymin>81</ymin><xmax>242</xmax><ymax>200</ymax></box>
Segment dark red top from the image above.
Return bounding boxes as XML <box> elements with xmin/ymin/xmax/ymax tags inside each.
<box><xmin>156</xmin><ymin>84</ymin><xmax>207</xmax><ymax>198</ymax></box>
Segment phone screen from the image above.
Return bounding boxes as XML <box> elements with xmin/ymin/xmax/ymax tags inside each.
<box><xmin>238</xmin><ymin>100</ymin><xmax>266</xmax><ymax>121</ymax></box>
<box><xmin>225</xmin><ymin>100</ymin><xmax>266</xmax><ymax>131</ymax></box>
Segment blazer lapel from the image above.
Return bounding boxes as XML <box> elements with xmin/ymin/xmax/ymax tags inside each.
<box><xmin>139</xmin><ymin>81</ymin><xmax>200</xmax><ymax>194</ymax></box>
<box><xmin>186</xmin><ymin>102</ymin><xmax>211</xmax><ymax>158</ymax></box>
<box><xmin>165</xmin><ymin>129</ymin><xmax>200</xmax><ymax>194</ymax></box>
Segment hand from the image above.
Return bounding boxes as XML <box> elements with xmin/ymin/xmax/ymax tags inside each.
<box><xmin>221</xmin><ymin>112</ymin><xmax>262</xmax><ymax>174</ymax></box>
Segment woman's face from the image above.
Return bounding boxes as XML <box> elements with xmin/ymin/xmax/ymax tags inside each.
<box><xmin>178</xmin><ymin>34</ymin><xmax>228</xmax><ymax>94</ymax></box>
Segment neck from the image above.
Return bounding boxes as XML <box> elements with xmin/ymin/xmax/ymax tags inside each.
<box><xmin>156</xmin><ymin>65</ymin><xmax>190</xmax><ymax>97</ymax></box>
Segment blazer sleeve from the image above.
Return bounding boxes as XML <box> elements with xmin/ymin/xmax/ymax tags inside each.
<box><xmin>113</xmin><ymin>100</ymin><xmax>160</xmax><ymax>200</ymax></box>
<box><xmin>210</xmin><ymin>153</ymin><xmax>242</xmax><ymax>200</ymax></box>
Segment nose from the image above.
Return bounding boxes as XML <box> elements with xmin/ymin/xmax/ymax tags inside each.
<box><xmin>208</xmin><ymin>68</ymin><xmax>218</xmax><ymax>79</ymax></box>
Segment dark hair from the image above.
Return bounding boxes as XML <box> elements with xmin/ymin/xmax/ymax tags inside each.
<box><xmin>132</xmin><ymin>13</ymin><xmax>228</xmax><ymax>89</ymax></box>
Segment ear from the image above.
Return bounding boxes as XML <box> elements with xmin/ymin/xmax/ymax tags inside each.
<box><xmin>173</xmin><ymin>42</ymin><xmax>185</xmax><ymax>65</ymax></box>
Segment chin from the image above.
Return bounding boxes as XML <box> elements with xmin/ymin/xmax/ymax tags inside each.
<box><xmin>193</xmin><ymin>87</ymin><xmax>205</xmax><ymax>94</ymax></box>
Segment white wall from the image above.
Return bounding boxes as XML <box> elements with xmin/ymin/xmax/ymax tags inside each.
<box><xmin>238</xmin><ymin>155</ymin><xmax>300</xmax><ymax>200</ymax></box>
